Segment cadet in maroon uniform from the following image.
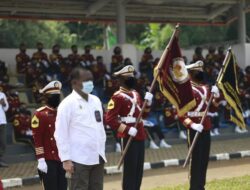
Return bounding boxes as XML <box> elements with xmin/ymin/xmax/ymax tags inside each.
<box><xmin>178</xmin><ymin>64</ymin><xmax>220</xmax><ymax>190</ymax></box>
<box><xmin>12</xmin><ymin>104</ymin><xmax>33</xmax><ymax>143</ymax></box>
<box><xmin>81</xmin><ymin>44</ymin><xmax>95</xmax><ymax>69</ymax></box>
<box><xmin>49</xmin><ymin>44</ymin><xmax>63</xmax><ymax>80</ymax></box>
<box><xmin>192</xmin><ymin>47</ymin><xmax>205</xmax><ymax>63</ymax></box>
<box><xmin>139</xmin><ymin>47</ymin><xmax>154</xmax><ymax>80</ymax></box>
<box><xmin>215</xmin><ymin>46</ymin><xmax>225</xmax><ymax>67</ymax></box>
<box><xmin>16</xmin><ymin>43</ymin><xmax>30</xmax><ymax>74</ymax></box>
<box><xmin>208</xmin><ymin>95</ymin><xmax>227</xmax><ymax>136</ymax></box>
<box><xmin>91</xmin><ymin>56</ymin><xmax>107</xmax><ymax>98</ymax></box>
<box><xmin>111</xmin><ymin>46</ymin><xmax>123</xmax><ymax>73</ymax></box>
<box><xmin>68</xmin><ymin>45</ymin><xmax>81</xmax><ymax>68</ymax></box>
<box><xmin>105</xmin><ymin>65</ymin><xmax>153</xmax><ymax>190</ymax></box>
<box><xmin>164</xmin><ymin>105</ymin><xmax>187</xmax><ymax>140</ymax></box>
<box><xmin>32</xmin><ymin>42</ymin><xmax>49</xmax><ymax>62</ymax></box>
<box><xmin>31</xmin><ymin>81</ymin><xmax>67</xmax><ymax>190</ymax></box>
<box><xmin>32</xmin><ymin>42</ymin><xmax>50</xmax><ymax>75</ymax></box>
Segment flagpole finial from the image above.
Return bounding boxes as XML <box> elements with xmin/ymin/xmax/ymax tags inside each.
<box><xmin>228</xmin><ymin>46</ymin><xmax>232</xmax><ymax>51</ymax></box>
<box><xmin>176</xmin><ymin>23</ymin><xmax>180</xmax><ymax>29</ymax></box>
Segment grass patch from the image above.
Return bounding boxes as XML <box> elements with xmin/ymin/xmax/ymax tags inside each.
<box><xmin>151</xmin><ymin>175</ymin><xmax>250</xmax><ymax>190</ymax></box>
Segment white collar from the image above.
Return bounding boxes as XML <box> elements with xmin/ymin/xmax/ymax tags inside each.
<box><xmin>71</xmin><ymin>90</ymin><xmax>90</xmax><ymax>102</ymax></box>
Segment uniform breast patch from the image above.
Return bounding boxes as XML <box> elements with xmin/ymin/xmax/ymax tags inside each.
<box><xmin>13</xmin><ymin>119</ymin><xmax>20</xmax><ymax>127</ymax></box>
<box><xmin>31</xmin><ymin>115</ymin><xmax>39</xmax><ymax>128</ymax></box>
<box><xmin>107</xmin><ymin>99</ymin><xmax>115</xmax><ymax>110</ymax></box>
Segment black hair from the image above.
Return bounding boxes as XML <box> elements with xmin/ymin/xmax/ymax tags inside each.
<box><xmin>20</xmin><ymin>43</ymin><xmax>26</xmax><ymax>47</ymax></box>
<box><xmin>37</xmin><ymin>42</ymin><xmax>43</xmax><ymax>46</ymax></box>
<box><xmin>85</xmin><ymin>45</ymin><xmax>91</xmax><ymax>49</ymax></box>
<box><xmin>53</xmin><ymin>44</ymin><xmax>60</xmax><ymax>49</ymax></box>
<box><xmin>68</xmin><ymin>67</ymin><xmax>84</xmax><ymax>83</ymax></box>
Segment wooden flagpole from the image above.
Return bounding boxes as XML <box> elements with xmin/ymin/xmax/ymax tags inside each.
<box><xmin>182</xmin><ymin>47</ymin><xmax>232</xmax><ymax>168</ymax></box>
<box><xmin>117</xmin><ymin>23</ymin><xmax>180</xmax><ymax>170</ymax></box>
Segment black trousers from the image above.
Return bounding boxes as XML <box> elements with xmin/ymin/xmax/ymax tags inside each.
<box><xmin>0</xmin><ymin>125</ymin><xmax>6</xmax><ymax>159</ymax></box>
<box><xmin>123</xmin><ymin>139</ymin><xmax>145</xmax><ymax>190</ymax></box>
<box><xmin>210</xmin><ymin>116</ymin><xmax>219</xmax><ymax>130</ymax></box>
<box><xmin>147</xmin><ymin>125</ymin><xmax>164</xmax><ymax>140</ymax></box>
<box><xmin>38</xmin><ymin>160</ymin><xmax>67</xmax><ymax>190</ymax></box>
<box><xmin>188</xmin><ymin>129</ymin><xmax>211</xmax><ymax>190</ymax></box>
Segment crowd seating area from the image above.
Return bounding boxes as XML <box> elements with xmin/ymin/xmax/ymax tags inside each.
<box><xmin>1</xmin><ymin>42</ymin><xmax>250</xmax><ymax>155</ymax></box>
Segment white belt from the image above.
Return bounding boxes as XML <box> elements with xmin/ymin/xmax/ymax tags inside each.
<box><xmin>187</xmin><ymin>111</ymin><xmax>205</xmax><ymax>118</ymax></box>
<box><xmin>207</xmin><ymin>112</ymin><xmax>218</xmax><ymax>117</ymax></box>
<box><xmin>120</xmin><ymin>117</ymin><xmax>137</xmax><ymax>124</ymax></box>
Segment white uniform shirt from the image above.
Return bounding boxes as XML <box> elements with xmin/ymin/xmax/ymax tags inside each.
<box><xmin>0</xmin><ymin>92</ymin><xmax>9</xmax><ymax>125</ymax></box>
<box><xmin>54</xmin><ymin>90</ymin><xmax>106</xmax><ymax>165</ymax></box>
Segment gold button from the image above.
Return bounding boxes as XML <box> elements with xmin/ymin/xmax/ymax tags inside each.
<box><xmin>50</xmin><ymin>138</ymin><xmax>53</xmax><ymax>141</ymax></box>
<box><xmin>52</xmin><ymin>151</ymin><xmax>55</xmax><ymax>154</ymax></box>
<box><xmin>49</xmin><ymin>124</ymin><xmax>51</xmax><ymax>127</ymax></box>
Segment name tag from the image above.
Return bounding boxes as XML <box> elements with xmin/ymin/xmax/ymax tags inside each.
<box><xmin>95</xmin><ymin>110</ymin><xmax>101</xmax><ymax>122</ymax></box>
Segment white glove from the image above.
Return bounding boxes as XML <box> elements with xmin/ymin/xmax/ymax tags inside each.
<box><xmin>37</xmin><ymin>158</ymin><xmax>48</xmax><ymax>173</ymax></box>
<box><xmin>191</xmin><ymin>123</ymin><xmax>204</xmax><ymax>133</ymax></box>
<box><xmin>144</xmin><ymin>92</ymin><xmax>153</xmax><ymax>105</ymax></box>
<box><xmin>211</xmin><ymin>85</ymin><xmax>220</xmax><ymax>98</ymax></box>
<box><xmin>25</xmin><ymin>129</ymin><xmax>33</xmax><ymax>136</ymax></box>
<box><xmin>128</xmin><ymin>127</ymin><xmax>138</xmax><ymax>137</ymax></box>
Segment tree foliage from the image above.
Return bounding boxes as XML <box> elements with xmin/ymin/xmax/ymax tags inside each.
<box><xmin>0</xmin><ymin>13</ymin><xmax>249</xmax><ymax>49</ymax></box>
<box><xmin>0</xmin><ymin>20</ymin><xmax>76</xmax><ymax>48</ymax></box>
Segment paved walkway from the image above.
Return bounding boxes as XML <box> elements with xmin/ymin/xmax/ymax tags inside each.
<box><xmin>1</xmin><ymin>137</ymin><xmax>250</xmax><ymax>179</ymax></box>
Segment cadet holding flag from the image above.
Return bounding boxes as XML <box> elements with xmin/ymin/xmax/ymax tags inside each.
<box><xmin>31</xmin><ymin>81</ymin><xmax>67</xmax><ymax>190</ymax></box>
<box><xmin>178</xmin><ymin>64</ymin><xmax>220</xmax><ymax>190</ymax></box>
<box><xmin>153</xmin><ymin>24</ymin><xmax>220</xmax><ymax>190</ymax></box>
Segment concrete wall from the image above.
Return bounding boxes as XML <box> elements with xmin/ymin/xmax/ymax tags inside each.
<box><xmin>1</xmin><ymin>43</ymin><xmax>249</xmax><ymax>75</ymax></box>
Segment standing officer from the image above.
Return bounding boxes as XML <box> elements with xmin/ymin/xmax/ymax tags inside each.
<box><xmin>31</xmin><ymin>81</ymin><xmax>67</xmax><ymax>190</ymax></box>
<box><xmin>105</xmin><ymin>65</ymin><xmax>153</xmax><ymax>190</ymax></box>
<box><xmin>178</xmin><ymin>62</ymin><xmax>220</xmax><ymax>190</ymax></box>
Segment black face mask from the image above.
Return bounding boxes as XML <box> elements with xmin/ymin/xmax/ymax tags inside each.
<box><xmin>47</xmin><ymin>94</ymin><xmax>61</xmax><ymax>108</ymax></box>
<box><xmin>53</xmin><ymin>49</ymin><xmax>59</xmax><ymax>54</ymax></box>
<box><xmin>124</xmin><ymin>77</ymin><xmax>136</xmax><ymax>89</ymax></box>
<box><xmin>21</xmin><ymin>49</ymin><xmax>26</xmax><ymax>53</ymax></box>
<box><xmin>194</xmin><ymin>72</ymin><xmax>204</xmax><ymax>82</ymax></box>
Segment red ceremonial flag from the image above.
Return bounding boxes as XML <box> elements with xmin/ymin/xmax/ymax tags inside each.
<box><xmin>154</xmin><ymin>35</ymin><xmax>196</xmax><ymax>116</ymax></box>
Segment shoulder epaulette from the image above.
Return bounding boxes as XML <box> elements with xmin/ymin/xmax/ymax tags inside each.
<box><xmin>114</xmin><ymin>90</ymin><xmax>120</xmax><ymax>95</ymax></box>
<box><xmin>36</xmin><ymin>106</ymin><xmax>46</xmax><ymax>112</ymax></box>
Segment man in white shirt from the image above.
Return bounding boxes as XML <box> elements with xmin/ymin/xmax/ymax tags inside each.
<box><xmin>54</xmin><ymin>67</ymin><xmax>106</xmax><ymax>190</ymax></box>
<box><xmin>0</xmin><ymin>91</ymin><xmax>9</xmax><ymax>167</ymax></box>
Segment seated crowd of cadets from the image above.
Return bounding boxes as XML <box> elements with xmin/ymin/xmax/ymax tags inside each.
<box><xmin>0</xmin><ymin>61</ymin><xmax>32</xmax><ymax>143</ymax></box>
<box><xmin>0</xmin><ymin>44</ymin><xmax>248</xmax><ymax>147</ymax></box>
